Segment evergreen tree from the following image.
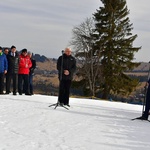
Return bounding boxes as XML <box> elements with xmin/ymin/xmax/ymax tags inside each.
<box><xmin>93</xmin><ymin>0</ymin><xmax>141</xmax><ymax>99</ymax></box>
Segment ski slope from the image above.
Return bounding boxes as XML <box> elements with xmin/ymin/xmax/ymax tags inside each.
<box><xmin>0</xmin><ymin>94</ymin><xmax>149</xmax><ymax>150</ymax></box>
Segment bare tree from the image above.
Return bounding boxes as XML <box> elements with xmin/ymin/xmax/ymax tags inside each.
<box><xmin>70</xmin><ymin>18</ymin><xmax>103</xmax><ymax>97</ymax></box>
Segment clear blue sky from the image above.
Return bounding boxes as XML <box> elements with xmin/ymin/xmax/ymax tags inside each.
<box><xmin>0</xmin><ymin>0</ymin><xmax>149</xmax><ymax>62</ymax></box>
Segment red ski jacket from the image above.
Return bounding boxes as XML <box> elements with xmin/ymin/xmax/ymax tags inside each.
<box><xmin>18</xmin><ymin>54</ymin><xmax>32</xmax><ymax>74</ymax></box>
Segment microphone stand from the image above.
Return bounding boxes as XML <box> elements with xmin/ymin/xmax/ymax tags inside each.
<box><xmin>49</xmin><ymin>50</ymin><xmax>69</xmax><ymax>110</ymax></box>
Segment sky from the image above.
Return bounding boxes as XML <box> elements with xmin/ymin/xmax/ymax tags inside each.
<box><xmin>0</xmin><ymin>0</ymin><xmax>150</xmax><ymax>62</ymax></box>
<box><xmin>0</xmin><ymin>94</ymin><xmax>150</xmax><ymax>150</ymax></box>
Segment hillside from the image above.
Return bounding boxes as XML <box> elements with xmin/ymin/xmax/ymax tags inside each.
<box><xmin>132</xmin><ymin>62</ymin><xmax>150</xmax><ymax>72</ymax></box>
<box><xmin>32</xmin><ymin>54</ymin><xmax>150</xmax><ymax>101</ymax></box>
<box><xmin>31</xmin><ymin>54</ymin><xmax>58</xmax><ymax>94</ymax></box>
<box><xmin>33</xmin><ymin>53</ymin><xmax>150</xmax><ymax>73</ymax></box>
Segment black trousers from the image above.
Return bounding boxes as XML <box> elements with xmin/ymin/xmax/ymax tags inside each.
<box><xmin>6</xmin><ymin>73</ymin><xmax>18</xmax><ymax>93</ymax></box>
<box><xmin>18</xmin><ymin>74</ymin><xmax>29</xmax><ymax>94</ymax></box>
<box><xmin>58</xmin><ymin>80</ymin><xmax>71</xmax><ymax>105</ymax></box>
<box><xmin>0</xmin><ymin>73</ymin><xmax>4</xmax><ymax>93</ymax></box>
<box><xmin>23</xmin><ymin>74</ymin><xmax>33</xmax><ymax>94</ymax></box>
<box><xmin>143</xmin><ymin>85</ymin><xmax>150</xmax><ymax>118</ymax></box>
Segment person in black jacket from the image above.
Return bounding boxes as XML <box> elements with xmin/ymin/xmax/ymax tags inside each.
<box><xmin>27</xmin><ymin>51</ymin><xmax>36</xmax><ymax>95</ymax></box>
<box><xmin>138</xmin><ymin>79</ymin><xmax>150</xmax><ymax>120</ymax></box>
<box><xmin>5</xmin><ymin>45</ymin><xmax>19</xmax><ymax>95</ymax></box>
<box><xmin>57</xmin><ymin>47</ymin><xmax>76</xmax><ymax>106</ymax></box>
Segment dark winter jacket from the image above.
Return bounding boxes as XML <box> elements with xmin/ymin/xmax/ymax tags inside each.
<box><xmin>29</xmin><ymin>58</ymin><xmax>36</xmax><ymax>75</ymax></box>
<box><xmin>57</xmin><ymin>54</ymin><xmax>76</xmax><ymax>80</ymax></box>
<box><xmin>148</xmin><ymin>79</ymin><xmax>150</xmax><ymax>84</ymax></box>
<box><xmin>6</xmin><ymin>51</ymin><xmax>19</xmax><ymax>74</ymax></box>
<box><xmin>0</xmin><ymin>52</ymin><xmax>8</xmax><ymax>73</ymax></box>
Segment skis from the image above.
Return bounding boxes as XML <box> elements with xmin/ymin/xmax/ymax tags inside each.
<box><xmin>131</xmin><ymin>116</ymin><xmax>150</xmax><ymax>122</ymax></box>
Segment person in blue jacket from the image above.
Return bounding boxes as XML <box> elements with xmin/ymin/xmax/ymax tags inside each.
<box><xmin>0</xmin><ymin>46</ymin><xmax>8</xmax><ymax>94</ymax></box>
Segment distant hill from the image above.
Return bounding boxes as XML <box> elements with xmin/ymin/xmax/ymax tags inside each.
<box><xmin>33</xmin><ymin>54</ymin><xmax>150</xmax><ymax>73</ymax></box>
<box><xmin>5</xmin><ymin>47</ymin><xmax>149</xmax><ymax>72</ymax></box>
<box><xmin>33</xmin><ymin>54</ymin><xmax>49</xmax><ymax>62</ymax></box>
<box><xmin>5</xmin><ymin>48</ymin><xmax>53</xmax><ymax>63</ymax></box>
<box><xmin>132</xmin><ymin>62</ymin><xmax>150</xmax><ymax>72</ymax></box>
<box><xmin>31</xmin><ymin>53</ymin><xmax>150</xmax><ymax>74</ymax></box>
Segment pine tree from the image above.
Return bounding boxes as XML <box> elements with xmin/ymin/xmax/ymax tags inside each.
<box><xmin>93</xmin><ymin>0</ymin><xmax>141</xmax><ymax>99</ymax></box>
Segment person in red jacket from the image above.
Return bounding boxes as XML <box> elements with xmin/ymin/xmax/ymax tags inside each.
<box><xmin>18</xmin><ymin>49</ymin><xmax>32</xmax><ymax>95</ymax></box>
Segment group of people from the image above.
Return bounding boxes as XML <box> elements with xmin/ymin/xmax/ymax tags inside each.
<box><xmin>0</xmin><ymin>45</ymin><xmax>36</xmax><ymax>95</ymax></box>
<box><xmin>1</xmin><ymin>45</ymin><xmax>150</xmax><ymax>118</ymax></box>
<box><xmin>0</xmin><ymin>46</ymin><xmax>77</xmax><ymax>107</ymax></box>
<box><xmin>0</xmin><ymin>46</ymin><xmax>76</xmax><ymax>107</ymax></box>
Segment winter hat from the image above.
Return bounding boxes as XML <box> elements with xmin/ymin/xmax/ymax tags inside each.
<box><xmin>22</xmin><ymin>48</ymin><xmax>27</xmax><ymax>53</ymax></box>
<box><xmin>27</xmin><ymin>51</ymin><xmax>32</xmax><ymax>55</ymax></box>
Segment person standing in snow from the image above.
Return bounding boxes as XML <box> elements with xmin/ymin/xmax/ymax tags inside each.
<box><xmin>0</xmin><ymin>46</ymin><xmax>8</xmax><ymax>94</ymax></box>
<box><xmin>139</xmin><ymin>79</ymin><xmax>150</xmax><ymax>120</ymax></box>
<box><xmin>57</xmin><ymin>47</ymin><xmax>76</xmax><ymax>106</ymax></box>
<box><xmin>27</xmin><ymin>51</ymin><xmax>36</xmax><ymax>95</ymax></box>
<box><xmin>5</xmin><ymin>45</ymin><xmax>19</xmax><ymax>95</ymax></box>
<box><xmin>18</xmin><ymin>49</ymin><xmax>32</xmax><ymax>95</ymax></box>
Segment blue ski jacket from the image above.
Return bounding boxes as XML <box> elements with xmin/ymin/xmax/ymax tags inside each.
<box><xmin>0</xmin><ymin>52</ymin><xmax>8</xmax><ymax>73</ymax></box>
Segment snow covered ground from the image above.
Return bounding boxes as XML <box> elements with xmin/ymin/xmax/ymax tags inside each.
<box><xmin>0</xmin><ymin>94</ymin><xmax>150</xmax><ymax>150</ymax></box>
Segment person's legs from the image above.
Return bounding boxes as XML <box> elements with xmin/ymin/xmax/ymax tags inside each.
<box><xmin>12</xmin><ymin>73</ymin><xmax>17</xmax><ymax>94</ymax></box>
<box><xmin>63</xmin><ymin>80</ymin><xmax>71</xmax><ymax>105</ymax></box>
<box><xmin>0</xmin><ymin>73</ymin><xmax>4</xmax><ymax>94</ymax></box>
<box><xmin>18</xmin><ymin>74</ymin><xmax>23</xmax><ymax>95</ymax></box>
<box><xmin>23</xmin><ymin>74</ymin><xmax>30</xmax><ymax>95</ymax></box>
<box><xmin>6</xmin><ymin>73</ymin><xmax>12</xmax><ymax>93</ymax></box>
<box><xmin>23</xmin><ymin>81</ymin><xmax>25</xmax><ymax>93</ymax></box>
<box><xmin>58</xmin><ymin>80</ymin><xmax>65</xmax><ymax>104</ymax></box>
<box><xmin>29</xmin><ymin>75</ymin><xmax>33</xmax><ymax>94</ymax></box>
<box><xmin>143</xmin><ymin>85</ymin><xmax>150</xmax><ymax>119</ymax></box>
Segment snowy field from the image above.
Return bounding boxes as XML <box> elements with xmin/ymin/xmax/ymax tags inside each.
<box><xmin>0</xmin><ymin>94</ymin><xmax>150</xmax><ymax>150</ymax></box>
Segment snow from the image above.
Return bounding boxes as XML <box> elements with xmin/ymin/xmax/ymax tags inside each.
<box><xmin>0</xmin><ymin>94</ymin><xmax>150</xmax><ymax>150</ymax></box>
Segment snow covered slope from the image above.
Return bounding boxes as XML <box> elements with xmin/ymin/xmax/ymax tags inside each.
<box><xmin>0</xmin><ymin>94</ymin><xmax>149</xmax><ymax>150</ymax></box>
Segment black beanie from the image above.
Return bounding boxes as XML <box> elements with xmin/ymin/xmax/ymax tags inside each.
<box><xmin>22</xmin><ymin>48</ymin><xmax>27</xmax><ymax>53</ymax></box>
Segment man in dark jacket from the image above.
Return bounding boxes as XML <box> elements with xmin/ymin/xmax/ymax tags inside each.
<box><xmin>27</xmin><ymin>51</ymin><xmax>36</xmax><ymax>95</ymax></box>
<box><xmin>57</xmin><ymin>47</ymin><xmax>76</xmax><ymax>106</ymax></box>
<box><xmin>138</xmin><ymin>79</ymin><xmax>150</xmax><ymax>120</ymax></box>
<box><xmin>5</xmin><ymin>45</ymin><xmax>19</xmax><ymax>95</ymax></box>
<box><xmin>0</xmin><ymin>46</ymin><xmax>8</xmax><ymax>94</ymax></box>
